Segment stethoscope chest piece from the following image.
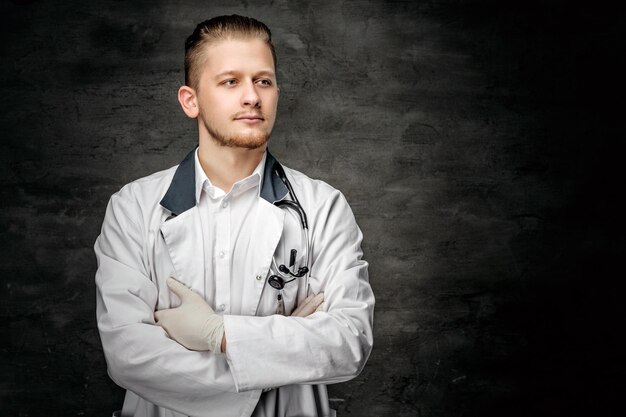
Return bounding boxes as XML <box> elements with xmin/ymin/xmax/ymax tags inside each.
<box><xmin>268</xmin><ymin>274</ymin><xmax>295</xmax><ymax>290</ymax></box>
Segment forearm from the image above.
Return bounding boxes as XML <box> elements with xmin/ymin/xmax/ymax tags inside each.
<box><xmin>219</xmin><ymin>292</ymin><xmax>323</xmax><ymax>354</ymax></box>
<box><xmin>95</xmin><ymin>249</ymin><xmax>252</xmax><ymax>415</ymax></box>
<box><xmin>223</xmin><ymin>296</ymin><xmax>373</xmax><ymax>391</ymax></box>
<box><xmin>98</xmin><ymin>315</ymin><xmax>242</xmax><ymax>406</ymax></box>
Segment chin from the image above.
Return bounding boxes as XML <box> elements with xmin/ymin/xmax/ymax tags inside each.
<box><xmin>219</xmin><ymin>132</ymin><xmax>270</xmax><ymax>150</ymax></box>
<box><xmin>204</xmin><ymin>121</ymin><xmax>271</xmax><ymax>150</ymax></box>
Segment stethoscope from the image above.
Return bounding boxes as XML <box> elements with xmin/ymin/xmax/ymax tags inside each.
<box><xmin>267</xmin><ymin>163</ymin><xmax>310</xmax><ymax>294</ymax></box>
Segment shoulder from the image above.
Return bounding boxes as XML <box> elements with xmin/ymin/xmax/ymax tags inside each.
<box><xmin>281</xmin><ymin>164</ymin><xmax>351</xmax><ymax>214</ymax></box>
<box><xmin>282</xmin><ymin>165</ymin><xmax>337</xmax><ymax>198</ymax></box>
<box><xmin>108</xmin><ymin>165</ymin><xmax>177</xmax><ymax>217</ymax></box>
<box><xmin>280</xmin><ymin>165</ymin><xmax>363</xmax><ymax>251</ymax></box>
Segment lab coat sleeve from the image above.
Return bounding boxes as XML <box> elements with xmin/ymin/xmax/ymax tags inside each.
<box><xmin>95</xmin><ymin>189</ymin><xmax>259</xmax><ymax>416</ymax></box>
<box><xmin>224</xmin><ymin>190</ymin><xmax>374</xmax><ymax>391</ymax></box>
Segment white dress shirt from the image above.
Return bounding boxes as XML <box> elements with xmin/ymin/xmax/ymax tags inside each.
<box><xmin>194</xmin><ymin>149</ymin><xmax>266</xmax><ymax>317</ymax></box>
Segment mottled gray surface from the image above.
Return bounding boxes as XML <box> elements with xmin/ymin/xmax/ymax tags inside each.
<box><xmin>1</xmin><ymin>0</ymin><xmax>623</xmax><ymax>416</ymax></box>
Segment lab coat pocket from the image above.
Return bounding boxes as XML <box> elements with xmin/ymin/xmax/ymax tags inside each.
<box><xmin>265</xmin><ymin>246</ymin><xmax>304</xmax><ymax>315</ymax></box>
<box><xmin>256</xmin><ymin>257</ymin><xmax>305</xmax><ymax>317</ymax></box>
<box><xmin>277</xmin><ymin>253</ymin><xmax>308</xmax><ymax>315</ymax></box>
<box><xmin>279</xmin><ymin>279</ymin><xmax>299</xmax><ymax>315</ymax></box>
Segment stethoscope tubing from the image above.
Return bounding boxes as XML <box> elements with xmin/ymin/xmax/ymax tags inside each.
<box><xmin>268</xmin><ymin>163</ymin><xmax>312</xmax><ymax>295</ymax></box>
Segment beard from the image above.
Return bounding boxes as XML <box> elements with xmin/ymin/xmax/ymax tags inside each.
<box><xmin>201</xmin><ymin>111</ymin><xmax>271</xmax><ymax>150</ymax></box>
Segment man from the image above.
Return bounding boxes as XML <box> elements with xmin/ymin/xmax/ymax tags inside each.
<box><xmin>95</xmin><ymin>15</ymin><xmax>374</xmax><ymax>417</ymax></box>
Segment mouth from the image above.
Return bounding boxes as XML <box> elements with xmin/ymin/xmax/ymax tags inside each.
<box><xmin>234</xmin><ymin>114</ymin><xmax>265</xmax><ymax>121</ymax></box>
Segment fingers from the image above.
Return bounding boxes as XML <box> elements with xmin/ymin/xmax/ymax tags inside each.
<box><xmin>315</xmin><ymin>302</ymin><xmax>324</xmax><ymax>312</ymax></box>
<box><xmin>308</xmin><ymin>292</ymin><xmax>324</xmax><ymax>312</ymax></box>
<box><xmin>292</xmin><ymin>292</ymin><xmax>324</xmax><ymax>317</ymax></box>
<box><xmin>291</xmin><ymin>294</ymin><xmax>315</xmax><ymax>317</ymax></box>
<box><xmin>153</xmin><ymin>309</ymin><xmax>174</xmax><ymax>343</ymax></box>
<box><xmin>298</xmin><ymin>292</ymin><xmax>324</xmax><ymax>317</ymax></box>
<box><xmin>166</xmin><ymin>277</ymin><xmax>192</xmax><ymax>300</ymax></box>
<box><xmin>155</xmin><ymin>277</ymin><xmax>187</xmax><ymax>325</ymax></box>
<box><xmin>154</xmin><ymin>308</ymin><xmax>171</xmax><ymax>325</ymax></box>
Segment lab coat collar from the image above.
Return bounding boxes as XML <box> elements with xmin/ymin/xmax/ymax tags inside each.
<box><xmin>160</xmin><ymin>147</ymin><xmax>289</xmax><ymax>216</ymax></box>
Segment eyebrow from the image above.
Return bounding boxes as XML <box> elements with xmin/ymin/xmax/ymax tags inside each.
<box><xmin>214</xmin><ymin>69</ymin><xmax>276</xmax><ymax>79</ymax></box>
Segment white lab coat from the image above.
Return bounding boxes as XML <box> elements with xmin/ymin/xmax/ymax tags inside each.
<box><xmin>95</xmin><ymin>149</ymin><xmax>374</xmax><ymax>417</ymax></box>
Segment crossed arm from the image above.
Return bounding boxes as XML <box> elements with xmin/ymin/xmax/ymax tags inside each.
<box><xmin>154</xmin><ymin>277</ymin><xmax>325</xmax><ymax>353</ymax></box>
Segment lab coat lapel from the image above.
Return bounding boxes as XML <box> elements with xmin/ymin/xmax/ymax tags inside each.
<box><xmin>159</xmin><ymin>208</ymin><xmax>205</xmax><ymax>297</ymax></box>
<box><xmin>158</xmin><ymin>148</ymin><xmax>205</xmax><ymax>296</ymax></box>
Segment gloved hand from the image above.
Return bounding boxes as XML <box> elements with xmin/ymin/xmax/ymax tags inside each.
<box><xmin>154</xmin><ymin>277</ymin><xmax>224</xmax><ymax>352</ymax></box>
<box><xmin>291</xmin><ymin>292</ymin><xmax>324</xmax><ymax>317</ymax></box>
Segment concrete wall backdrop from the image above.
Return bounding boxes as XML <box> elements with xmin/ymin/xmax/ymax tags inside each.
<box><xmin>1</xmin><ymin>0</ymin><xmax>623</xmax><ymax>416</ymax></box>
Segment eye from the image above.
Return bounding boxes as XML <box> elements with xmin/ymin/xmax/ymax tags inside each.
<box><xmin>222</xmin><ymin>79</ymin><xmax>237</xmax><ymax>86</ymax></box>
<box><xmin>256</xmin><ymin>79</ymin><xmax>273</xmax><ymax>87</ymax></box>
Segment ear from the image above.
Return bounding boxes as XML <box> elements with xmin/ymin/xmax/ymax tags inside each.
<box><xmin>178</xmin><ymin>85</ymin><xmax>199</xmax><ymax>118</ymax></box>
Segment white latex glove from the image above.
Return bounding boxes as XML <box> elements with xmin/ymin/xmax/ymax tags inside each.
<box><xmin>154</xmin><ymin>277</ymin><xmax>224</xmax><ymax>352</ymax></box>
<box><xmin>291</xmin><ymin>292</ymin><xmax>324</xmax><ymax>317</ymax></box>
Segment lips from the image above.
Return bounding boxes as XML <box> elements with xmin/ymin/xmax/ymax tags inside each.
<box><xmin>234</xmin><ymin>114</ymin><xmax>264</xmax><ymax>121</ymax></box>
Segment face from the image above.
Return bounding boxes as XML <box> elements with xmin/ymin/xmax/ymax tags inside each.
<box><xmin>194</xmin><ymin>38</ymin><xmax>279</xmax><ymax>149</ymax></box>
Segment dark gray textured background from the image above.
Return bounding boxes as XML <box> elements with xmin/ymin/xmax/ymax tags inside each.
<box><xmin>1</xmin><ymin>0</ymin><xmax>623</xmax><ymax>416</ymax></box>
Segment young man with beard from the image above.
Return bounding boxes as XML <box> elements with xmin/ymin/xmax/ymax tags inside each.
<box><xmin>95</xmin><ymin>15</ymin><xmax>374</xmax><ymax>417</ymax></box>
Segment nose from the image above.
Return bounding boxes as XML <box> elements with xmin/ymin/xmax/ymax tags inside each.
<box><xmin>241</xmin><ymin>80</ymin><xmax>261</xmax><ymax>108</ymax></box>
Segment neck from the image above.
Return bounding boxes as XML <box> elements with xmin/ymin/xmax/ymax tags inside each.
<box><xmin>197</xmin><ymin>135</ymin><xmax>266</xmax><ymax>193</ymax></box>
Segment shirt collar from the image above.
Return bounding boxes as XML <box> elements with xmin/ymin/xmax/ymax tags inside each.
<box><xmin>160</xmin><ymin>147</ymin><xmax>288</xmax><ymax>216</ymax></box>
<box><xmin>194</xmin><ymin>148</ymin><xmax>266</xmax><ymax>203</ymax></box>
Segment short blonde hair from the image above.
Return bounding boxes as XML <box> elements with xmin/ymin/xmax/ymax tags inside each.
<box><xmin>184</xmin><ymin>15</ymin><xmax>277</xmax><ymax>90</ymax></box>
